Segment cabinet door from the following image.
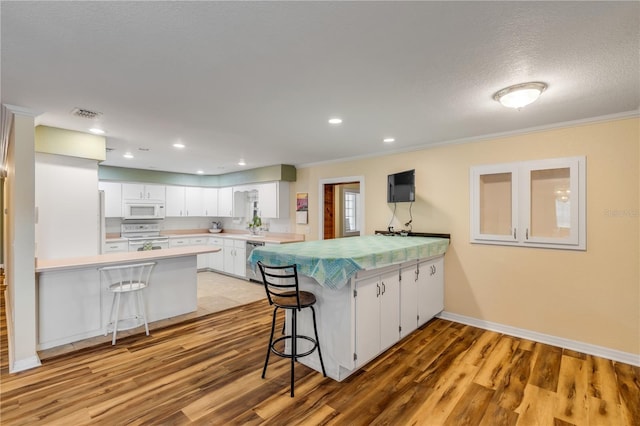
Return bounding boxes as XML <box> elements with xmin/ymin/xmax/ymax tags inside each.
<box><xmin>99</xmin><ymin>181</ymin><xmax>122</xmax><ymax>217</ymax></box>
<box><xmin>521</xmin><ymin>158</ymin><xmax>582</xmax><ymax>247</ymax></box>
<box><xmin>169</xmin><ymin>237</ymin><xmax>190</xmax><ymax>248</ymax></box>
<box><xmin>400</xmin><ymin>264</ymin><xmax>418</xmax><ymax>339</ymax></box>
<box><xmin>209</xmin><ymin>245</ymin><xmax>224</xmax><ymax>271</ymax></box>
<box><xmin>185</xmin><ymin>187</ymin><xmax>204</xmax><ymax>216</ymax></box>
<box><xmin>223</xmin><ymin>245</ymin><xmax>235</xmax><ymax>274</ymax></box>
<box><xmin>203</xmin><ymin>188</ymin><xmax>218</xmax><ymax>217</ymax></box>
<box><xmin>257</xmin><ymin>182</ymin><xmax>278</xmax><ymax>218</ymax></box>
<box><xmin>165</xmin><ymin>186</ymin><xmax>186</xmax><ymax>217</ymax></box>
<box><xmin>379</xmin><ymin>270</ymin><xmax>400</xmax><ymax>350</ymax></box>
<box><xmin>417</xmin><ymin>257</ymin><xmax>444</xmax><ymax>326</ymax></box>
<box><xmin>122</xmin><ymin>183</ymin><xmax>145</xmax><ymax>200</ymax></box>
<box><xmin>145</xmin><ymin>184</ymin><xmax>165</xmax><ymax>201</ymax></box>
<box><xmin>218</xmin><ymin>187</ymin><xmax>233</xmax><ymax>217</ymax></box>
<box><xmin>234</xmin><ymin>246</ymin><xmax>246</xmax><ymax>277</ymax></box>
<box><xmin>355</xmin><ymin>276</ymin><xmax>381</xmax><ymax>368</ymax></box>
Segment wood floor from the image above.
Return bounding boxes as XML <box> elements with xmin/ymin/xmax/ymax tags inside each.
<box><xmin>1</xmin><ymin>296</ymin><xmax>638</xmax><ymax>425</ymax></box>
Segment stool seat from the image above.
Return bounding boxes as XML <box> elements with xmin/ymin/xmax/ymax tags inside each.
<box><xmin>99</xmin><ymin>262</ymin><xmax>156</xmax><ymax>345</ymax></box>
<box><xmin>272</xmin><ymin>291</ymin><xmax>316</xmax><ymax>308</ymax></box>
<box><xmin>257</xmin><ymin>262</ymin><xmax>326</xmax><ymax>397</ymax></box>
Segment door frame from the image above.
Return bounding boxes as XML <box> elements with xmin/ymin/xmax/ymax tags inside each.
<box><xmin>318</xmin><ymin>176</ymin><xmax>365</xmax><ymax>240</ymax></box>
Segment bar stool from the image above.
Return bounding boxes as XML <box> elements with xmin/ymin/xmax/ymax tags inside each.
<box><xmin>99</xmin><ymin>262</ymin><xmax>156</xmax><ymax>345</ymax></box>
<box><xmin>257</xmin><ymin>261</ymin><xmax>326</xmax><ymax>397</ymax></box>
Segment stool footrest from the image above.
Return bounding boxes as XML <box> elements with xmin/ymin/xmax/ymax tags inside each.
<box><xmin>270</xmin><ymin>335</ymin><xmax>318</xmax><ymax>359</ymax></box>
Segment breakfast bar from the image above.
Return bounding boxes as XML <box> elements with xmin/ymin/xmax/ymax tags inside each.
<box><xmin>36</xmin><ymin>246</ymin><xmax>220</xmax><ymax>350</ymax></box>
<box><xmin>249</xmin><ymin>234</ymin><xmax>450</xmax><ymax>381</ymax></box>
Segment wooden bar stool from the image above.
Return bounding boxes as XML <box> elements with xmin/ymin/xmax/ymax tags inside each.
<box><xmin>257</xmin><ymin>261</ymin><xmax>326</xmax><ymax>397</ymax></box>
<box><xmin>99</xmin><ymin>262</ymin><xmax>156</xmax><ymax>345</ymax></box>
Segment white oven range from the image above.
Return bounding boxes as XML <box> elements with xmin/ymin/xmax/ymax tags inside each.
<box><xmin>121</xmin><ymin>223</ymin><xmax>169</xmax><ymax>252</ymax></box>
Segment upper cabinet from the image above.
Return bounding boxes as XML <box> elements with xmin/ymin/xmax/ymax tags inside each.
<box><xmin>217</xmin><ymin>187</ymin><xmax>233</xmax><ymax>217</ymax></box>
<box><xmin>470</xmin><ymin>156</ymin><xmax>586</xmax><ymax>250</ymax></box>
<box><xmin>166</xmin><ymin>186</ymin><xmax>204</xmax><ymax>217</ymax></box>
<box><xmin>257</xmin><ymin>181</ymin><xmax>289</xmax><ymax>219</ymax></box>
<box><xmin>203</xmin><ymin>187</ymin><xmax>218</xmax><ymax>217</ymax></box>
<box><xmin>122</xmin><ymin>183</ymin><xmax>165</xmax><ymax>201</ymax></box>
<box><xmin>98</xmin><ymin>181</ymin><xmax>122</xmax><ymax>218</ymax></box>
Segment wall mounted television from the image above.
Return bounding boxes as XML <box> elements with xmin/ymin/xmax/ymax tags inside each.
<box><xmin>387</xmin><ymin>169</ymin><xmax>415</xmax><ymax>203</ymax></box>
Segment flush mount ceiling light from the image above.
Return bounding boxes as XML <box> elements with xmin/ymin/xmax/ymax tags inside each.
<box><xmin>123</xmin><ymin>152</ymin><xmax>134</xmax><ymax>159</ymax></box>
<box><xmin>238</xmin><ymin>159</ymin><xmax>246</xmax><ymax>166</ymax></box>
<box><xmin>383</xmin><ymin>138</ymin><xmax>395</xmax><ymax>143</ymax></box>
<box><xmin>328</xmin><ymin>117</ymin><xmax>343</xmax><ymax>125</ymax></box>
<box><xmin>89</xmin><ymin>127</ymin><xmax>105</xmax><ymax>135</ymax></box>
<box><xmin>173</xmin><ymin>143</ymin><xmax>185</xmax><ymax>148</ymax></box>
<box><xmin>493</xmin><ymin>82</ymin><xmax>547</xmax><ymax>109</ymax></box>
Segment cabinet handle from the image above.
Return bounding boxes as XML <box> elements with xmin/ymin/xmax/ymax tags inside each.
<box><xmin>147</xmin><ymin>192</ymin><xmax>150</xmax><ymax>199</ymax></box>
<box><xmin>415</xmin><ymin>268</ymin><xmax>419</xmax><ymax>281</ymax></box>
<box><xmin>376</xmin><ymin>283</ymin><xmax>380</xmax><ymax>297</ymax></box>
<box><xmin>526</xmin><ymin>228</ymin><xmax>529</xmax><ymax>239</ymax></box>
<box><xmin>381</xmin><ymin>282</ymin><xmax>386</xmax><ymax>295</ymax></box>
<box><xmin>513</xmin><ymin>228</ymin><xmax>517</xmax><ymax>239</ymax></box>
<box><xmin>140</xmin><ymin>191</ymin><xmax>143</xmax><ymax>199</ymax></box>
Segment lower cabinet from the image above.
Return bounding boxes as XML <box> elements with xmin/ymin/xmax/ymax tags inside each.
<box><xmin>207</xmin><ymin>237</ymin><xmax>224</xmax><ymax>271</ymax></box>
<box><xmin>223</xmin><ymin>239</ymin><xmax>246</xmax><ymax>277</ymax></box>
<box><xmin>355</xmin><ymin>269</ymin><xmax>400</xmax><ymax>368</ymax></box>
<box><xmin>417</xmin><ymin>257</ymin><xmax>444</xmax><ymax>326</ymax></box>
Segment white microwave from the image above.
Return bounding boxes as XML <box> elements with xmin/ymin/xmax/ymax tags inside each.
<box><xmin>123</xmin><ymin>201</ymin><xmax>165</xmax><ymax>220</ymax></box>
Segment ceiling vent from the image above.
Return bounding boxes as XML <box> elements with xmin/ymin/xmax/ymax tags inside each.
<box><xmin>70</xmin><ymin>107</ymin><xmax>102</xmax><ymax>119</ymax></box>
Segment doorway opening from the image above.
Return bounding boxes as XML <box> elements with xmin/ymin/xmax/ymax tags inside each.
<box><xmin>319</xmin><ymin>176</ymin><xmax>364</xmax><ymax>240</ymax></box>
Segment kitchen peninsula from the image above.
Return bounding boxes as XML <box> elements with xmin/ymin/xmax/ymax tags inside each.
<box><xmin>249</xmin><ymin>234</ymin><xmax>450</xmax><ymax>381</ymax></box>
<box><xmin>36</xmin><ymin>245</ymin><xmax>220</xmax><ymax>350</ymax></box>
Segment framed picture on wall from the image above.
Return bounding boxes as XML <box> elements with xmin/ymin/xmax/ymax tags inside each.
<box><xmin>296</xmin><ymin>192</ymin><xmax>308</xmax><ymax>224</ymax></box>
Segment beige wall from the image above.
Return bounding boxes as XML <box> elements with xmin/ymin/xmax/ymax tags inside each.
<box><xmin>292</xmin><ymin>117</ymin><xmax>639</xmax><ymax>355</ymax></box>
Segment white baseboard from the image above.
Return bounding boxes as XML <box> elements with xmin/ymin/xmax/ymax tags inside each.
<box><xmin>10</xmin><ymin>355</ymin><xmax>42</xmax><ymax>373</ymax></box>
<box><xmin>437</xmin><ymin>311</ymin><xmax>640</xmax><ymax>367</ymax></box>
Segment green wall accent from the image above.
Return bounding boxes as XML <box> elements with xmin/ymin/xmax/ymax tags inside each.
<box><xmin>99</xmin><ymin>164</ymin><xmax>296</xmax><ymax>187</ymax></box>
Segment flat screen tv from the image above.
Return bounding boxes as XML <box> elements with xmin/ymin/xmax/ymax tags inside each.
<box><xmin>387</xmin><ymin>169</ymin><xmax>415</xmax><ymax>203</ymax></box>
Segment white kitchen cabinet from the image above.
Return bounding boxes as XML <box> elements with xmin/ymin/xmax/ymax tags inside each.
<box><xmin>203</xmin><ymin>188</ymin><xmax>218</xmax><ymax>217</ymax></box>
<box><xmin>354</xmin><ymin>269</ymin><xmax>400</xmax><ymax>368</ymax></box>
<box><xmin>169</xmin><ymin>237</ymin><xmax>190</xmax><ymax>248</ymax></box>
<box><xmin>102</xmin><ymin>240</ymin><xmax>128</xmax><ymax>253</ymax></box>
<box><xmin>470</xmin><ymin>156</ymin><xmax>586</xmax><ymax>250</ymax></box>
<box><xmin>217</xmin><ymin>187</ymin><xmax>233</xmax><ymax>217</ymax></box>
<box><xmin>98</xmin><ymin>181</ymin><xmax>122</xmax><ymax>218</ymax></box>
<box><xmin>417</xmin><ymin>257</ymin><xmax>444</xmax><ymax>326</ymax></box>
<box><xmin>207</xmin><ymin>237</ymin><xmax>224</xmax><ymax>271</ymax></box>
<box><xmin>165</xmin><ymin>186</ymin><xmax>185</xmax><ymax>217</ymax></box>
<box><xmin>223</xmin><ymin>238</ymin><xmax>246</xmax><ymax>277</ymax></box>
<box><xmin>122</xmin><ymin>183</ymin><xmax>165</xmax><ymax>201</ymax></box>
<box><xmin>185</xmin><ymin>187</ymin><xmax>204</xmax><ymax>216</ymax></box>
<box><xmin>400</xmin><ymin>263</ymin><xmax>419</xmax><ymax>339</ymax></box>
<box><xmin>256</xmin><ymin>181</ymin><xmax>289</xmax><ymax>219</ymax></box>
<box><xmin>166</xmin><ymin>186</ymin><xmax>203</xmax><ymax>217</ymax></box>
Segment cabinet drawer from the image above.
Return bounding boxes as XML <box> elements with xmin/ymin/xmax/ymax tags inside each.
<box><xmin>103</xmin><ymin>241</ymin><xmax>128</xmax><ymax>253</ymax></box>
<box><xmin>223</xmin><ymin>238</ymin><xmax>245</xmax><ymax>248</ymax></box>
<box><xmin>190</xmin><ymin>237</ymin><xmax>207</xmax><ymax>245</ymax></box>
<box><xmin>209</xmin><ymin>237</ymin><xmax>223</xmax><ymax>246</ymax></box>
<box><xmin>169</xmin><ymin>238</ymin><xmax>190</xmax><ymax>248</ymax></box>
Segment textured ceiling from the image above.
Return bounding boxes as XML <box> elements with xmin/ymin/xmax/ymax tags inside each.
<box><xmin>2</xmin><ymin>1</ymin><xmax>639</xmax><ymax>175</ymax></box>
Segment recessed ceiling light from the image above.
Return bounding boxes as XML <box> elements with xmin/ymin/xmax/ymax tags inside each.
<box><xmin>493</xmin><ymin>82</ymin><xmax>547</xmax><ymax>109</ymax></box>
<box><xmin>196</xmin><ymin>170</ymin><xmax>204</xmax><ymax>174</ymax></box>
<box><xmin>123</xmin><ymin>152</ymin><xmax>134</xmax><ymax>159</ymax></box>
<box><xmin>328</xmin><ymin>118</ymin><xmax>343</xmax><ymax>125</ymax></box>
<box><xmin>89</xmin><ymin>128</ymin><xmax>105</xmax><ymax>135</ymax></box>
<box><xmin>383</xmin><ymin>138</ymin><xmax>395</xmax><ymax>143</ymax></box>
<box><xmin>238</xmin><ymin>159</ymin><xmax>246</xmax><ymax>166</ymax></box>
<box><xmin>173</xmin><ymin>143</ymin><xmax>185</xmax><ymax>148</ymax></box>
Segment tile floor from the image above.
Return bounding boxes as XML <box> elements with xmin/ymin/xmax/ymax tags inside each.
<box><xmin>39</xmin><ymin>272</ymin><xmax>265</xmax><ymax>359</ymax></box>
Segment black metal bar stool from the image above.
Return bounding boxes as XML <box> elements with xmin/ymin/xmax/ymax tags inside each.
<box><xmin>257</xmin><ymin>261</ymin><xmax>326</xmax><ymax>397</ymax></box>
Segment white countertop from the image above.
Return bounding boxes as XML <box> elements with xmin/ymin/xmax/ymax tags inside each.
<box><xmin>36</xmin><ymin>246</ymin><xmax>220</xmax><ymax>273</ymax></box>
<box><xmin>107</xmin><ymin>230</ymin><xmax>305</xmax><ymax>245</ymax></box>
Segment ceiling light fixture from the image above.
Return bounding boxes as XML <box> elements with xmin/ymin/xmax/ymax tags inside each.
<box><xmin>123</xmin><ymin>152</ymin><xmax>134</xmax><ymax>159</ymax></box>
<box><xmin>238</xmin><ymin>159</ymin><xmax>246</xmax><ymax>166</ymax></box>
<box><xmin>493</xmin><ymin>82</ymin><xmax>547</xmax><ymax>109</ymax></box>
<box><xmin>89</xmin><ymin>128</ymin><xmax>105</xmax><ymax>135</ymax></box>
<box><xmin>383</xmin><ymin>138</ymin><xmax>395</xmax><ymax>143</ymax></box>
<box><xmin>196</xmin><ymin>170</ymin><xmax>204</xmax><ymax>174</ymax></box>
<box><xmin>173</xmin><ymin>143</ymin><xmax>185</xmax><ymax>148</ymax></box>
<box><xmin>328</xmin><ymin>118</ymin><xmax>343</xmax><ymax>125</ymax></box>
